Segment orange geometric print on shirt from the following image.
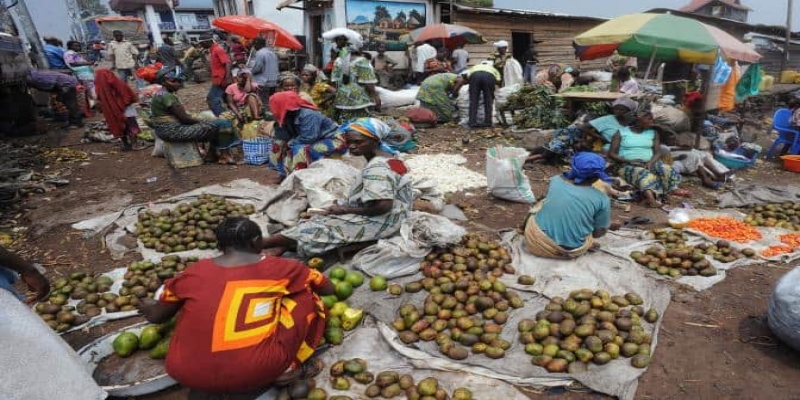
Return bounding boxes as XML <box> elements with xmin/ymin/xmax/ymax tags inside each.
<box><xmin>211</xmin><ymin>279</ymin><xmax>291</xmax><ymax>352</ymax></box>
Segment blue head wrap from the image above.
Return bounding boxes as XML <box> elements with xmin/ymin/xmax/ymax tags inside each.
<box><xmin>340</xmin><ymin>117</ymin><xmax>398</xmax><ymax>154</ymax></box>
<box><xmin>563</xmin><ymin>152</ymin><xmax>611</xmax><ymax>184</ymax></box>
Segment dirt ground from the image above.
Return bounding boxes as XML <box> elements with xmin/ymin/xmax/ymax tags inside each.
<box><xmin>6</xmin><ymin>80</ymin><xmax>800</xmax><ymax>400</ymax></box>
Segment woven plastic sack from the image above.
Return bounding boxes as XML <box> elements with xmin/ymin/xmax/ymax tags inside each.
<box><xmin>768</xmin><ymin>266</ymin><xmax>800</xmax><ymax>351</ymax></box>
<box><xmin>486</xmin><ymin>146</ymin><xmax>535</xmax><ymax>203</ymax></box>
<box><xmin>243</xmin><ymin>137</ymin><xmax>272</xmax><ymax>165</ymax></box>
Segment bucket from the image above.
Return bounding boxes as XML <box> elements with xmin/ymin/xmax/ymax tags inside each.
<box><xmin>781</xmin><ymin>155</ymin><xmax>800</xmax><ymax>173</ymax></box>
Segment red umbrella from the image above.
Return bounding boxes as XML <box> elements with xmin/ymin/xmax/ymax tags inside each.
<box><xmin>212</xmin><ymin>15</ymin><xmax>303</xmax><ymax>50</ymax></box>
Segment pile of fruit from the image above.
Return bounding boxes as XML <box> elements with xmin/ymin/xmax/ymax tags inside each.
<box><xmin>134</xmin><ymin>194</ymin><xmax>256</xmax><ymax>253</ymax></box>
<box><xmin>742</xmin><ymin>203</ymin><xmax>800</xmax><ymax>230</ymax></box>
<box><xmin>323</xmin><ymin>358</ymin><xmax>474</xmax><ymax>399</ymax></box>
<box><xmin>34</xmin><ymin>272</ymin><xmax>116</xmax><ymax>332</ymax></box>
<box><xmin>631</xmin><ymin>236</ymin><xmax>756</xmax><ymax>278</ymax></box>
<box><xmin>111</xmin><ymin>320</ymin><xmax>175</xmax><ymax>360</ymax></box>
<box><xmin>687</xmin><ymin>217</ymin><xmax>762</xmax><ymax>243</ymax></box>
<box><xmin>122</xmin><ymin>255</ymin><xmax>197</xmax><ymax>295</ymax></box>
<box><xmin>320</xmin><ymin>266</ymin><xmax>365</xmax><ymax>346</ymax></box>
<box><xmin>762</xmin><ymin>244</ymin><xmax>794</xmax><ymax>258</ymax></box>
<box><xmin>390</xmin><ymin>233</ymin><xmax>527</xmax><ymax>361</ymax></box>
<box><xmin>519</xmin><ymin>289</ymin><xmax>657</xmax><ymax>373</ymax></box>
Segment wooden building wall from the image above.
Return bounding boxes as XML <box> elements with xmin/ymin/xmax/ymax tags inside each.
<box><xmin>453</xmin><ymin>11</ymin><xmax>607</xmax><ymax>71</ymax></box>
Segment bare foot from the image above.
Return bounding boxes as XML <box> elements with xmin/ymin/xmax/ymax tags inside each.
<box><xmin>643</xmin><ymin>190</ymin><xmax>662</xmax><ymax>208</ymax></box>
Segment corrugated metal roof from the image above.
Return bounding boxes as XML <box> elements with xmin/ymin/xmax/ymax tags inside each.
<box><xmin>453</xmin><ymin>4</ymin><xmax>606</xmax><ymax>21</ymax></box>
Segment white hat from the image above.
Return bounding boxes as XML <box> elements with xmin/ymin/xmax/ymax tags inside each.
<box><xmin>493</xmin><ymin>40</ymin><xmax>509</xmax><ymax>48</ymax></box>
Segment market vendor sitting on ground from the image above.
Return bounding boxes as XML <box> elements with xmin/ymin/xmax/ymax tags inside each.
<box><xmin>268</xmin><ymin>91</ymin><xmax>346</xmax><ymax>178</ymax></box>
<box><xmin>608</xmin><ymin>110</ymin><xmax>681</xmax><ymax>208</ymax></box>
<box><xmin>523</xmin><ymin>152</ymin><xmax>611</xmax><ymax>259</ymax></box>
<box><xmin>260</xmin><ymin>118</ymin><xmax>413</xmax><ymax>257</ymax></box>
<box><xmin>225</xmin><ymin>68</ymin><xmax>262</xmax><ymax>123</ymax></box>
<box><xmin>140</xmin><ymin>217</ymin><xmax>332</xmax><ymax>398</ymax></box>
<box><xmin>147</xmin><ymin>66</ymin><xmax>240</xmax><ymax>164</ymax></box>
<box><xmin>423</xmin><ymin>48</ymin><xmax>452</xmax><ymax>79</ymax></box>
<box><xmin>527</xmin><ymin>97</ymin><xmax>638</xmax><ymax>164</ymax></box>
<box><xmin>300</xmin><ymin>64</ymin><xmax>336</xmax><ymax>117</ymax></box>
<box><xmin>416</xmin><ymin>72</ymin><xmax>465</xmax><ymax>123</ymax></box>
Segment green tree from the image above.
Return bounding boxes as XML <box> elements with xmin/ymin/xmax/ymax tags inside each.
<box><xmin>77</xmin><ymin>0</ymin><xmax>109</xmax><ymax>18</ymax></box>
<box><xmin>373</xmin><ymin>5</ymin><xmax>391</xmax><ymax>24</ymax></box>
<box><xmin>396</xmin><ymin>10</ymin><xmax>406</xmax><ymax>21</ymax></box>
<box><xmin>408</xmin><ymin>9</ymin><xmax>423</xmax><ymax>24</ymax></box>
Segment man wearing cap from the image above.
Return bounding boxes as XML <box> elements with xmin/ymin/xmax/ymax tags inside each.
<box><xmin>523</xmin><ymin>152</ymin><xmax>611</xmax><ymax>259</ymax></box>
<box><xmin>462</xmin><ymin>61</ymin><xmax>501</xmax><ymax>128</ymax></box>
<box><xmin>489</xmin><ymin>40</ymin><xmax>512</xmax><ymax>84</ymax></box>
<box><xmin>107</xmin><ymin>30</ymin><xmax>139</xmax><ymax>82</ymax></box>
<box><xmin>200</xmin><ymin>35</ymin><xmax>232</xmax><ymax>116</ymax></box>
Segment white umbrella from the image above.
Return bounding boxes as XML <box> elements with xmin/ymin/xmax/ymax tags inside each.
<box><xmin>322</xmin><ymin>27</ymin><xmax>363</xmax><ymax>49</ymax></box>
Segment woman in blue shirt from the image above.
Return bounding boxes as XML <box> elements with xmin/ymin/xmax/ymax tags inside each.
<box><xmin>608</xmin><ymin>111</ymin><xmax>681</xmax><ymax>208</ymax></box>
<box><xmin>268</xmin><ymin>91</ymin><xmax>347</xmax><ymax>177</ymax></box>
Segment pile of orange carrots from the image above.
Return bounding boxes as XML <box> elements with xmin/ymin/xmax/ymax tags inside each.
<box><xmin>779</xmin><ymin>233</ymin><xmax>800</xmax><ymax>247</ymax></box>
<box><xmin>687</xmin><ymin>217</ymin><xmax>763</xmax><ymax>243</ymax></box>
<box><xmin>762</xmin><ymin>244</ymin><xmax>794</xmax><ymax>258</ymax></box>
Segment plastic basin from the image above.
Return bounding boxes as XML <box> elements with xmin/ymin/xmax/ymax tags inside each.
<box><xmin>77</xmin><ymin>321</ymin><xmax>177</xmax><ymax>397</ymax></box>
<box><xmin>781</xmin><ymin>155</ymin><xmax>800</xmax><ymax>173</ymax></box>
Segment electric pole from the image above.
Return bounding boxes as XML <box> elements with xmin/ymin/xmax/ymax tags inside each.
<box><xmin>781</xmin><ymin>0</ymin><xmax>793</xmax><ymax>74</ymax></box>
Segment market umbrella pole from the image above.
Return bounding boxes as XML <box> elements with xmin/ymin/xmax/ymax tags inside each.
<box><xmin>643</xmin><ymin>46</ymin><xmax>658</xmax><ymax>80</ymax></box>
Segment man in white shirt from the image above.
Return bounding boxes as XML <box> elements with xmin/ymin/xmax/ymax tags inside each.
<box><xmin>414</xmin><ymin>41</ymin><xmax>436</xmax><ymax>84</ymax></box>
<box><xmin>107</xmin><ymin>30</ymin><xmax>139</xmax><ymax>81</ymax></box>
<box><xmin>451</xmin><ymin>43</ymin><xmax>469</xmax><ymax>73</ymax></box>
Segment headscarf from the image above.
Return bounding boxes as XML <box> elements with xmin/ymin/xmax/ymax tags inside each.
<box><xmin>302</xmin><ymin>63</ymin><xmax>328</xmax><ymax>83</ymax></box>
<box><xmin>155</xmin><ymin>65</ymin><xmax>188</xmax><ymax>83</ymax></box>
<box><xmin>340</xmin><ymin>117</ymin><xmax>397</xmax><ymax>154</ymax></box>
<box><xmin>94</xmin><ymin>69</ymin><xmax>138</xmax><ymax>138</ymax></box>
<box><xmin>269</xmin><ymin>91</ymin><xmax>318</xmax><ymax>126</ymax></box>
<box><xmin>493</xmin><ymin>40</ymin><xmax>509</xmax><ymax>48</ymax></box>
<box><xmin>563</xmin><ymin>152</ymin><xmax>612</xmax><ymax>184</ymax></box>
<box><xmin>611</xmin><ymin>97</ymin><xmax>639</xmax><ymax>112</ymax></box>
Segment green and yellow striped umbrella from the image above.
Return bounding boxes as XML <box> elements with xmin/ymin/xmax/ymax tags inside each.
<box><xmin>574</xmin><ymin>13</ymin><xmax>761</xmax><ymax>64</ymax></box>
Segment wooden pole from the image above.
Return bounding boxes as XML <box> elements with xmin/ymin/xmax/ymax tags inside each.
<box><xmin>781</xmin><ymin>0</ymin><xmax>793</xmax><ymax>74</ymax></box>
<box><xmin>643</xmin><ymin>46</ymin><xmax>658</xmax><ymax>80</ymax></box>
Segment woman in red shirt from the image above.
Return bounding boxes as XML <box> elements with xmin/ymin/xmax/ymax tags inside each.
<box><xmin>140</xmin><ymin>217</ymin><xmax>333</xmax><ymax>398</ymax></box>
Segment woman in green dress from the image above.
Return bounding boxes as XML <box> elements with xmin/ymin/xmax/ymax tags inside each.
<box><xmin>330</xmin><ymin>36</ymin><xmax>380</xmax><ymax>123</ymax></box>
<box><xmin>260</xmin><ymin>117</ymin><xmax>413</xmax><ymax>257</ymax></box>
<box><xmin>415</xmin><ymin>72</ymin><xmax>465</xmax><ymax>123</ymax></box>
<box><xmin>148</xmin><ymin>66</ymin><xmax>240</xmax><ymax>163</ymax></box>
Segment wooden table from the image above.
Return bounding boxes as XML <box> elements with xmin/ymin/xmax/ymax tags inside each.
<box><xmin>553</xmin><ymin>92</ymin><xmax>643</xmax><ymax>116</ymax></box>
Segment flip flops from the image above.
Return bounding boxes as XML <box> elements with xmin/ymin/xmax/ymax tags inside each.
<box><xmin>622</xmin><ymin>216</ymin><xmax>652</xmax><ymax>227</ymax></box>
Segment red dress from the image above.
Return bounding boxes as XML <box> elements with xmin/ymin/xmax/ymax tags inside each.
<box><xmin>158</xmin><ymin>256</ymin><xmax>329</xmax><ymax>393</ymax></box>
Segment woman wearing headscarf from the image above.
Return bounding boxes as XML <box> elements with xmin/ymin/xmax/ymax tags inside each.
<box><xmin>300</xmin><ymin>64</ymin><xmax>336</xmax><ymax>117</ymax></box>
<box><xmin>94</xmin><ymin>69</ymin><xmax>140</xmax><ymax>150</ymax></box>
<box><xmin>527</xmin><ymin>97</ymin><xmax>638</xmax><ymax>164</ymax></box>
<box><xmin>260</xmin><ymin>118</ymin><xmax>413</xmax><ymax>257</ymax></box>
<box><xmin>609</xmin><ymin>110</ymin><xmax>681</xmax><ymax>208</ymax></box>
<box><xmin>330</xmin><ymin>36</ymin><xmax>380</xmax><ymax>122</ymax></box>
<box><xmin>523</xmin><ymin>152</ymin><xmax>611</xmax><ymax>259</ymax></box>
<box><xmin>268</xmin><ymin>91</ymin><xmax>346</xmax><ymax>177</ymax></box>
<box><xmin>147</xmin><ymin>66</ymin><xmax>239</xmax><ymax>163</ymax></box>
<box><xmin>415</xmin><ymin>72</ymin><xmax>465</xmax><ymax>123</ymax></box>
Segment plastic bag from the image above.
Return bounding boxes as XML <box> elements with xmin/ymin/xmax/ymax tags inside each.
<box><xmin>486</xmin><ymin>146</ymin><xmax>536</xmax><ymax>203</ymax></box>
<box><xmin>712</xmin><ymin>54</ymin><xmax>732</xmax><ymax>85</ymax></box>
<box><xmin>768</xmin><ymin>266</ymin><xmax>800</xmax><ymax>351</ymax></box>
<box><xmin>152</xmin><ymin>137</ymin><xmax>165</xmax><ymax>158</ymax></box>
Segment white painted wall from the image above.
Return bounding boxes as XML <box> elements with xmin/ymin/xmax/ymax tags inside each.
<box><xmin>253</xmin><ymin>1</ymin><xmax>305</xmax><ymax>36</ymax></box>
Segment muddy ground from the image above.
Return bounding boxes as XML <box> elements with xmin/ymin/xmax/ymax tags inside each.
<box><xmin>5</xmin><ymin>80</ymin><xmax>800</xmax><ymax>400</ymax></box>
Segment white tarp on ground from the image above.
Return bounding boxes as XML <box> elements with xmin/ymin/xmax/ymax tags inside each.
<box><xmin>72</xmin><ymin>179</ymin><xmax>279</xmax><ymax>261</ymax></box>
<box><xmin>717</xmin><ymin>184</ymin><xmax>800</xmax><ymax>208</ymax></box>
<box><xmin>339</xmin><ymin>231</ymin><xmax>671</xmax><ymax>400</ymax></box>
<box><xmin>600</xmin><ymin>208</ymin><xmax>797</xmax><ymax>292</ymax></box>
<box><xmin>256</xmin><ymin>319</ymin><xmax>525</xmax><ymax>399</ymax></box>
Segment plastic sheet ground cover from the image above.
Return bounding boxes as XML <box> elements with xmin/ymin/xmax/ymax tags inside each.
<box><xmin>340</xmin><ymin>232</ymin><xmax>670</xmax><ymax>400</ymax></box>
<box><xmin>72</xmin><ymin>179</ymin><xmax>278</xmax><ymax>261</ymax></box>
<box><xmin>256</xmin><ymin>319</ymin><xmax>525</xmax><ymax>399</ymax></box>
